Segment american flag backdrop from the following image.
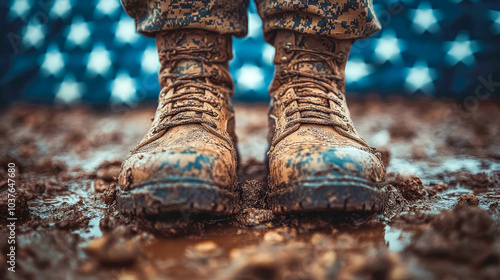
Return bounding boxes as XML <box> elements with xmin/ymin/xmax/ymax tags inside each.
<box><xmin>1</xmin><ymin>0</ymin><xmax>500</xmax><ymax>107</ymax></box>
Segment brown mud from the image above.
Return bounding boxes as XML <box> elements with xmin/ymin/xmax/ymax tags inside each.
<box><xmin>0</xmin><ymin>96</ymin><xmax>499</xmax><ymax>279</ymax></box>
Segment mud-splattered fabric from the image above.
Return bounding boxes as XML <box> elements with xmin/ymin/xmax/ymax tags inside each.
<box><xmin>121</xmin><ymin>0</ymin><xmax>250</xmax><ymax>37</ymax></box>
<box><xmin>256</xmin><ymin>0</ymin><xmax>381</xmax><ymax>41</ymax></box>
<box><xmin>121</xmin><ymin>0</ymin><xmax>381</xmax><ymax>40</ymax></box>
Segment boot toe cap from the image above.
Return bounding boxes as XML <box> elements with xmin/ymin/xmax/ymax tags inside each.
<box><xmin>269</xmin><ymin>143</ymin><xmax>385</xmax><ymax>187</ymax></box>
<box><xmin>118</xmin><ymin>145</ymin><xmax>235</xmax><ymax>189</ymax></box>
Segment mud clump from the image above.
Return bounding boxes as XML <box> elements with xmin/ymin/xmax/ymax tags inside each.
<box><xmin>39</xmin><ymin>199</ymin><xmax>90</xmax><ymax>230</ymax></box>
<box><xmin>222</xmin><ymin>239</ymin><xmax>322</xmax><ymax>280</ymax></box>
<box><xmin>21</xmin><ymin>181</ymin><xmax>46</xmax><ymax>199</ymax></box>
<box><xmin>0</xmin><ymin>187</ymin><xmax>29</xmax><ymax>220</ymax></box>
<box><xmin>94</xmin><ymin>179</ymin><xmax>118</xmax><ymax>204</ymax></box>
<box><xmin>240</xmin><ymin>180</ymin><xmax>266</xmax><ymax>209</ymax></box>
<box><xmin>396</xmin><ymin>212</ymin><xmax>436</xmax><ymax>227</ymax></box>
<box><xmin>33</xmin><ymin>158</ymin><xmax>67</xmax><ymax>175</ymax></box>
<box><xmin>94</xmin><ymin>179</ymin><xmax>113</xmax><ymax>193</ymax></box>
<box><xmin>2</xmin><ymin>230</ymin><xmax>82</xmax><ymax>279</ymax></box>
<box><xmin>378</xmin><ymin>148</ymin><xmax>391</xmax><ymax>168</ymax></box>
<box><xmin>409</xmin><ymin>205</ymin><xmax>499</xmax><ymax>265</ymax></box>
<box><xmin>392</xmin><ymin>174</ymin><xmax>426</xmax><ymax>201</ymax></box>
<box><xmin>425</xmin><ymin>182</ymin><xmax>448</xmax><ymax>197</ymax></box>
<box><xmin>102</xmin><ymin>187</ymin><xmax>118</xmax><ymax>205</ymax></box>
<box><xmin>457</xmin><ymin>193</ymin><xmax>479</xmax><ymax>207</ymax></box>
<box><xmin>94</xmin><ymin>160</ymin><xmax>121</xmax><ymax>204</ymax></box>
<box><xmin>336</xmin><ymin>248</ymin><xmax>416</xmax><ymax>280</ymax></box>
<box><xmin>95</xmin><ymin>159</ymin><xmax>122</xmax><ymax>182</ymax></box>
<box><xmin>85</xmin><ymin>234</ymin><xmax>141</xmax><ymax>266</ymax></box>
<box><xmin>389</xmin><ymin>122</ymin><xmax>416</xmax><ymax>140</ymax></box>
<box><xmin>449</xmin><ymin>171</ymin><xmax>500</xmax><ymax>189</ymax></box>
<box><xmin>237</xmin><ymin>208</ymin><xmax>275</xmax><ymax>226</ymax></box>
<box><xmin>383</xmin><ymin>185</ymin><xmax>408</xmax><ymax>219</ymax></box>
<box><xmin>237</xmin><ymin>180</ymin><xmax>275</xmax><ymax>226</ymax></box>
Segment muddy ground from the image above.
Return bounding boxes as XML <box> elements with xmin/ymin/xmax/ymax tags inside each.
<box><xmin>0</xmin><ymin>96</ymin><xmax>499</xmax><ymax>280</ymax></box>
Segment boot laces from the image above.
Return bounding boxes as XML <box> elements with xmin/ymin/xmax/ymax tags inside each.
<box><xmin>274</xmin><ymin>45</ymin><xmax>367</xmax><ymax>146</ymax></box>
<box><xmin>151</xmin><ymin>44</ymin><xmax>230</xmax><ymax>135</ymax></box>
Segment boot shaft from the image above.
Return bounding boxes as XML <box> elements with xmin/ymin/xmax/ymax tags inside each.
<box><xmin>271</xmin><ymin>31</ymin><xmax>354</xmax><ymax>93</ymax></box>
<box><xmin>155</xmin><ymin>29</ymin><xmax>234</xmax><ymax>89</ymax></box>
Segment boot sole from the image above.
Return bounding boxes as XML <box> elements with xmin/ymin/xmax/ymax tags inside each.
<box><xmin>116</xmin><ymin>177</ymin><xmax>239</xmax><ymax>216</ymax></box>
<box><xmin>268</xmin><ymin>175</ymin><xmax>385</xmax><ymax>213</ymax></box>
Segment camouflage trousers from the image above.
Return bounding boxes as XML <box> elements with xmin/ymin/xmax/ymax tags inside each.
<box><xmin>121</xmin><ymin>0</ymin><xmax>381</xmax><ymax>42</ymax></box>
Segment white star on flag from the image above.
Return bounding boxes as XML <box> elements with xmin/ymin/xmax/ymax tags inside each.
<box><xmin>86</xmin><ymin>43</ymin><xmax>113</xmax><ymax>77</ymax></box>
<box><xmin>247</xmin><ymin>12</ymin><xmax>263</xmax><ymax>39</ymax></box>
<box><xmin>405</xmin><ymin>61</ymin><xmax>438</xmax><ymax>94</ymax></box>
<box><xmin>409</xmin><ymin>2</ymin><xmax>442</xmax><ymax>34</ymax></box>
<box><xmin>141</xmin><ymin>45</ymin><xmax>160</xmax><ymax>74</ymax></box>
<box><xmin>235</xmin><ymin>63</ymin><xmax>265</xmax><ymax>91</ymax></box>
<box><xmin>95</xmin><ymin>0</ymin><xmax>120</xmax><ymax>18</ymax></box>
<box><xmin>66</xmin><ymin>16</ymin><xmax>92</xmax><ymax>48</ymax></box>
<box><xmin>373</xmin><ymin>29</ymin><xmax>405</xmax><ymax>64</ymax></box>
<box><xmin>489</xmin><ymin>10</ymin><xmax>500</xmax><ymax>34</ymax></box>
<box><xmin>444</xmin><ymin>31</ymin><xmax>481</xmax><ymax>66</ymax></box>
<box><xmin>8</xmin><ymin>0</ymin><xmax>30</xmax><ymax>20</ymax></box>
<box><xmin>346</xmin><ymin>58</ymin><xmax>373</xmax><ymax>83</ymax></box>
<box><xmin>115</xmin><ymin>15</ymin><xmax>140</xmax><ymax>44</ymax></box>
<box><xmin>261</xmin><ymin>44</ymin><xmax>275</xmax><ymax>66</ymax></box>
<box><xmin>55</xmin><ymin>74</ymin><xmax>85</xmax><ymax>105</ymax></box>
<box><xmin>50</xmin><ymin>0</ymin><xmax>72</xmax><ymax>19</ymax></box>
<box><xmin>22</xmin><ymin>21</ymin><xmax>46</xmax><ymax>49</ymax></box>
<box><xmin>41</xmin><ymin>43</ymin><xmax>65</xmax><ymax>77</ymax></box>
<box><xmin>110</xmin><ymin>70</ymin><xmax>137</xmax><ymax>104</ymax></box>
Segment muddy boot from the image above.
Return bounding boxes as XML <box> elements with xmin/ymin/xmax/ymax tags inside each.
<box><xmin>117</xmin><ymin>30</ymin><xmax>239</xmax><ymax>216</ymax></box>
<box><xmin>267</xmin><ymin>31</ymin><xmax>386</xmax><ymax>213</ymax></box>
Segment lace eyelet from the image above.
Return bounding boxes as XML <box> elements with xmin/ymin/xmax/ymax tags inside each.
<box><xmin>279</xmin><ymin>69</ymin><xmax>289</xmax><ymax>80</ymax></box>
<box><xmin>284</xmin><ymin>42</ymin><xmax>292</xmax><ymax>53</ymax></box>
<box><xmin>210</xmin><ymin>71</ymin><xmax>220</xmax><ymax>83</ymax></box>
<box><xmin>337</xmin><ymin>52</ymin><xmax>346</xmax><ymax>63</ymax></box>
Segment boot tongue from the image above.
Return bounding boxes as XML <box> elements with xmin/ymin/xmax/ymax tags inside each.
<box><xmin>295</xmin><ymin>34</ymin><xmax>336</xmax><ymax>77</ymax></box>
<box><xmin>173</xmin><ymin>32</ymin><xmax>206</xmax><ymax>79</ymax></box>
<box><xmin>168</xmin><ymin>32</ymin><xmax>209</xmax><ymax>120</ymax></box>
<box><xmin>293</xmin><ymin>35</ymin><xmax>337</xmax><ymax>119</ymax></box>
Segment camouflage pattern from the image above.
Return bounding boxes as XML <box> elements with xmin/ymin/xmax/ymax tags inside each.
<box><xmin>256</xmin><ymin>0</ymin><xmax>381</xmax><ymax>41</ymax></box>
<box><xmin>121</xmin><ymin>0</ymin><xmax>250</xmax><ymax>37</ymax></box>
<box><xmin>121</xmin><ymin>0</ymin><xmax>380</xmax><ymax>40</ymax></box>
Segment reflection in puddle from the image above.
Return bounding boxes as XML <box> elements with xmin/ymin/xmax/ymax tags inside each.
<box><xmin>384</xmin><ymin>225</ymin><xmax>411</xmax><ymax>252</ymax></box>
<box><xmin>74</xmin><ymin>217</ymin><xmax>103</xmax><ymax>239</ymax></box>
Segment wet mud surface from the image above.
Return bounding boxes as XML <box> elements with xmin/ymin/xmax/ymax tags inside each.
<box><xmin>1</xmin><ymin>96</ymin><xmax>499</xmax><ymax>279</ymax></box>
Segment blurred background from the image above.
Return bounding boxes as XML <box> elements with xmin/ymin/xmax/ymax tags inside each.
<box><xmin>1</xmin><ymin>0</ymin><xmax>499</xmax><ymax>107</ymax></box>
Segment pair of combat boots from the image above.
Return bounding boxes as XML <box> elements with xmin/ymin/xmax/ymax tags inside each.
<box><xmin>117</xmin><ymin>29</ymin><xmax>386</xmax><ymax>215</ymax></box>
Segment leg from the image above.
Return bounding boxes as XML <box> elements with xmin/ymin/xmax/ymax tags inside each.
<box><xmin>255</xmin><ymin>0</ymin><xmax>381</xmax><ymax>42</ymax></box>
<box><xmin>117</xmin><ymin>0</ymin><xmax>249</xmax><ymax>215</ymax></box>
<box><xmin>121</xmin><ymin>0</ymin><xmax>249</xmax><ymax>37</ymax></box>
<box><xmin>258</xmin><ymin>0</ymin><xmax>386</xmax><ymax>212</ymax></box>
